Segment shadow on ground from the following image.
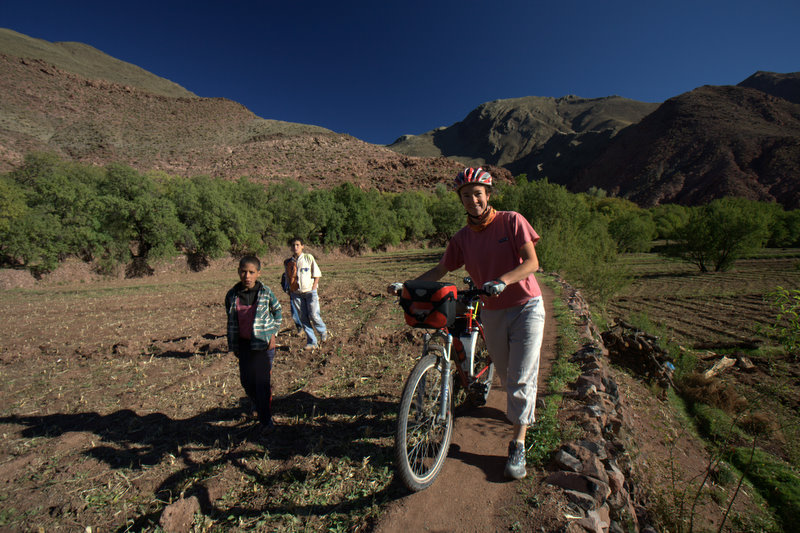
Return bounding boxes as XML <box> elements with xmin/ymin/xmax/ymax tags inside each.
<box><xmin>1</xmin><ymin>390</ymin><xmax>407</xmax><ymax>530</ymax></box>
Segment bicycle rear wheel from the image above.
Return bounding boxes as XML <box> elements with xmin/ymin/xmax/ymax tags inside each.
<box><xmin>394</xmin><ymin>350</ymin><xmax>453</xmax><ymax>491</ymax></box>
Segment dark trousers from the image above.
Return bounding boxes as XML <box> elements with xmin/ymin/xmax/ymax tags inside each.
<box><xmin>237</xmin><ymin>340</ymin><xmax>275</xmax><ymax>427</ymax></box>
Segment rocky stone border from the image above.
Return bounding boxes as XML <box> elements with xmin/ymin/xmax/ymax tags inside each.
<box><xmin>548</xmin><ymin>275</ymin><xmax>656</xmax><ymax>533</ymax></box>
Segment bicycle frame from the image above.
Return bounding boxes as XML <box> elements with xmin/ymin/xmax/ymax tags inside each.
<box><xmin>453</xmin><ymin>296</ymin><xmax>490</xmax><ymax>381</ymax></box>
<box><xmin>420</xmin><ymin>291</ymin><xmax>491</xmax><ymax>417</ymax></box>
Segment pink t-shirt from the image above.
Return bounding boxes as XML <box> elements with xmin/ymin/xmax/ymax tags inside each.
<box><xmin>441</xmin><ymin>211</ymin><xmax>541</xmax><ymax>310</ymax></box>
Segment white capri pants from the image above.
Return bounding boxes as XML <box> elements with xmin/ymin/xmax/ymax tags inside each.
<box><xmin>481</xmin><ymin>297</ymin><xmax>545</xmax><ymax>426</ymax></box>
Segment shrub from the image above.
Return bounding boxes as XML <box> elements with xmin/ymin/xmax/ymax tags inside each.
<box><xmin>739</xmin><ymin>411</ymin><xmax>778</xmax><ymax>437</ymax></box>
<box><xmin>691</xmin><ymin>403</ymin><xmax>742</xmax><ymax>443</ymax></box>
<box><xmin>661</xmin><ymin>197</ymin><xmax>771</xmax><ymax>272</ymax></box>
<box><xmin>608</xmin><ymin>210</ymin><xmax>657</xmax><ymax>253</ymax></box>
<box><xmin>729</xmin><ymin>447</ymin><xmax>800</xmax><ymax>532</ymax></box>
<box><xmin>763</xmin><ymin>286</ymin><xmax>800</xmax><ymax>360</ymax></box>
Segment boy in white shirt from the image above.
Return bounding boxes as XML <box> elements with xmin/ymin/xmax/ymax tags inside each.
<box><xmin>283</xmin><ymin>237</ymin><xmax>329</xmax><ymax>350</ymax></box>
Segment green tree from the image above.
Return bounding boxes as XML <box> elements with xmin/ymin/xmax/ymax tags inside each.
<box><xmin>166</xmin><ymin>175</ymin><xmax>267</xmax><ymax>268</ymax></box>
<box><xmin>608</xmin><ymin>210</ymin><xmax>657</xmax><ymax>253</ymax></box>
<box><xmin>330</xmin><ymin>183</ymin><xmax>397</xmax><ymax>251</ymax></box>
<box><xmin>365</xmin><ymin>189</ymin><xmax>402</xmax><ymax>248</ymax></box>
<box><xmin>102</xmin><ymin>164</ymin><xmax>184</xmax><ymax>276</ymax></box>
<box><xmin>427</xmin><ymin>184</ymin><xmax>463</xmax><ymax>245</ymax></box>
<box><xmin>767</xmin><ymin>207</ymin><xmax>800</xmax><ymax>247</ymax></box>
<box><xmin>303</xmin><ymin>188</ymin><xmax>340</xmax><ymax>246</ymax></box>
<box><xmin>3</xmin><ymin>153</ymin><xmax>111</xmax><ymax>273</ymax></box>
<box><xmin>0</xmin><ymin>210</ymin><xmax>67</xmax><ymax>276</ymax></box>
<box><xmin>586</xmin><ymin>196</ymin><xmax>639</xmax><ymax>219</ymax></box>
<box><xmin>392</xmin><ymin>190</ymin><xmax>435</xmax><ymax>242</ymax></box>
<box><xmin>664</xmin><ymin>197</ymin><xmax>770</xmax><ymax>272</ymax></box>
<box><xmin>226</xmin><ymin>177</ymin><xmax>271</xmax><ymax>256</ymax></box>
<box><xmin>0</xmin><ymin>175</ymin><xmax>28</xmax><ymax>234</ymax></box>
<box><xmin>651</xmin><ymin>203</ymin><xmax>691</xmax><ymax>241</ymax></box>
<box><xmin>265</xmin><ymin>179</ymin><xmax>314</xmax><ymax>247</ymax></box>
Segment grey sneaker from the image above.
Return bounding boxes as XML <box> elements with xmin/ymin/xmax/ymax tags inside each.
<box><xmin>505</xmin><ymin>440</ymin><xmax>527</xmax><ymax>480</ymax></box>
<box><xmin>320</xmin><ymin>331</ymin><xmax>330</xmax><ymax>342</ymax></box>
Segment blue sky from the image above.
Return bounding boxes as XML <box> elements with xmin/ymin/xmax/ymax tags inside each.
<box><xmin>3</xmin><ymin>0</ymin><xmax>799</xmax><ymax>145</ymax></box>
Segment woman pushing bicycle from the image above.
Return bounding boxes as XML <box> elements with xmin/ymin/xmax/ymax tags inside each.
<box><xmin>394</xmin><ymin>167</ymin><xmax>545</xmax><ymax>480</ymax></box>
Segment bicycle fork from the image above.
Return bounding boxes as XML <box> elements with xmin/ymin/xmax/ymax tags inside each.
<box><xmin>421</xmin><ymin>332</ymin><xmax>453</xmax><ymax>425</ymax></box>
<box><xmin>437</xmin><ymin>335</ymin><xmax>453</xmax><ymax>424</ymax></box>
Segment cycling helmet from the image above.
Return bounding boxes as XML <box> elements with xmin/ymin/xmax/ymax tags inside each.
<box><xmin>454</xmin><ymin>167</ymin><xmax>493</xmax><ymax>192</ymax></box>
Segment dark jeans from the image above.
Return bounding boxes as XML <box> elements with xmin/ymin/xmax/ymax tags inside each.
<box><xmin>237</xmin><ymin>340</ymin><xmax>275</xmax><ymax>427</ymax></box>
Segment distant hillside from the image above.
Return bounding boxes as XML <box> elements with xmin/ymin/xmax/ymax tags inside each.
<box><xmin>738</xmin><ymin>71</ymin><xmax>800</xmax><ymax>105</ymax></box>
<box><xmin>573</xmin><ymin>83</ymin><xmax>800</xmax><ymax>208</ymax></box>
<box><xmin>0</xmin><ymin>28</ymin><xmax>194</xmax><ymax>98</ymax></box>
<box><xmin>388</xmin><ymin>95</ymin><xmax>658</xmax><ymax>172</ymax></box>
<box><xmin>0</xmin><ymin>30</ymin><xmax>496</xmax><ymax>191</ymax></box>
<box><xmin>389</xmin><ymin>72</ymin><xmax>800</xmax><ymax>208</ymax></box>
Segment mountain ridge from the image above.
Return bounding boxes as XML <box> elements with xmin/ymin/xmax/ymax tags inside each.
<box><xmin>390</xmin><ymin>73</ymin><xmax>800</xmax><ymax>208</ymax></box>
<box><xmin>572</xmin><ymin>82</ymin><xmax>800</xmax><ymax>207</ymax></box>
<box><xmin>0</xmin><ymin>29</ymin><xmax>496</xmax><ymax>191</ymax></box>
<box><xmin>388</xmin><ymin>94</ymin><xmax>659</xmax><ymax>168</ymax></box>
<box><xmin>2</xmin><ymin>28</ymin><xmax>798</xmax><ymax>207</ymax></box>
<box><xmin>0</xmin><ymin>28</ymin><xmax>195</xmax><ymax>98</ymax></box>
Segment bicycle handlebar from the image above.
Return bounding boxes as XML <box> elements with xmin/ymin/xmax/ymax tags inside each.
<box><xmin>457</xmin><ymin>288</ymin><xmax>488</xmax><ymax>303</ymax></box>
<box><xmin>387</xmin><ymin>283</ymin><xmax>487</xmax><ymax>301</ymax></box>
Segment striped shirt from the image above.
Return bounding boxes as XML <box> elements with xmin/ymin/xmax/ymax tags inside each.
<box><xmin>225</xmin><ymin>281</ymin><xmax>282</xmax><ymax>352</ymax></box>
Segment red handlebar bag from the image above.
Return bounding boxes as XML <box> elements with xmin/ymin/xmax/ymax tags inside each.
<box><xmin>400</xmin><ymin>281</ymin><xmax>457</xmax><ymax>329</ymax></box>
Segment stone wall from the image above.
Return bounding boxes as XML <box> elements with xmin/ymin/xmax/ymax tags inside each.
<box><xmin>548</xmin><ymin>275</ymin><xmax>657</xmax><ymax>533</ymax></box>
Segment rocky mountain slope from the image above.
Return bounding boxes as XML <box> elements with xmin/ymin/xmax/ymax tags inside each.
<box><xmin>390</xmin><ymin>72</ymin><xmax>800</xmax><ymax>208</ymax></box>
<box><xmin>388</xmin><ymin>94</ymin><xmax>658</xmax><ymax>174</ymax></box>
<box><xmin>0</xmin><ymin>28</ymin><xmax>194</xmax><ymax>98</ymax></box>
<box><xmin>0</xmin><ymin>29</ymin><xmax>499</xmax><ymax>191</ymax></box>
<box><xmin>573</xmin><ymin>83</ymin><xmax>800</xmax><ymax>207</ymax></box>
<box><xmin>739</xmin><ymin>70</ymin><xmax>800</xmax><ymax>105</ymax></box>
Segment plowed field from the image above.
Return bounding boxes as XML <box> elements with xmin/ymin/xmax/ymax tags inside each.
<box><xmin>607</xmin><ymin>252</ymin><xmax>800</xmax><ymax>351</ymax></box>
<box><xmin>0</xmin><ymin>250</ymin><xmax>554</xmax><ymax>532</ymax></box>
<box><xmin>606</xmin><ymin>249</ymin><xmax>800</xmax><ymax>471</ymax></box>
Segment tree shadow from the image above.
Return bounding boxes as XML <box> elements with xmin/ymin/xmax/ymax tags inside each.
<box><xmin>1</xmin><ymin>390</ymin><xmax>406</xmax><ymax>530</ymax></box>
<box><xmin>148</xmin><ymin>333</ymin><xmax>228</xmax><ymax>359</ymax></box>
<box><xmin>635</xmin><ymin>271</ymin><xmax>699</xmax><ymax>280</ymax></box>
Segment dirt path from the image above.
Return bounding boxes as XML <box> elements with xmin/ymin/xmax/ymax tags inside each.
<box><xmin>374</xmin><ymin>283</ymin><xmax>558</xmax><ymax>532</ymax></box>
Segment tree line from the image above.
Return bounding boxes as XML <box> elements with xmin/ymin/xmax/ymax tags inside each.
<box><xmin>2</xmin><ymin>154</ymin><xmax>799</xmax><ymax>300</ymax></box>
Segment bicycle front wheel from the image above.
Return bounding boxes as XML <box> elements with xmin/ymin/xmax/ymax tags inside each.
<box><xmin>394</xmin><ymin>350</ymin><xmax>453</xmax><ymax>491</ymax></box>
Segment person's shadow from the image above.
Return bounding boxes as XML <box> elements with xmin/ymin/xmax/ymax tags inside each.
<box><xmin>449</xmin><ymin>404</ymin><xmax>509</xmax><ymax>483</ymax></box>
